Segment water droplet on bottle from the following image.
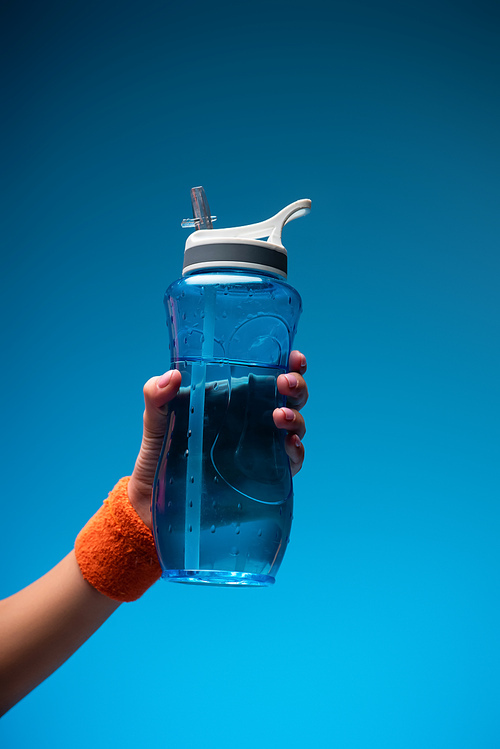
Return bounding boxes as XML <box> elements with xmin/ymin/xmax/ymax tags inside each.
<box><xmin>222</xmin><ymin>311</ymin><xmax>227</xmax><ymax>318</ymax></box>
<box><xmin>237</xmin><ymin>503</ymin><xmax>242</xmax><ymax>510</ymax></box>
<box><xmin>210</xmin><ymin>525</ymin><xmax>216</xmax><ymax>533</ymax></box>
<box><xmin>257</xmin><ymin>529</ymin><xmax>262</xmax><ymax>537</ymax></box>
<box><xmin>213</xmin><ymin>382</ymin><xmax>219</xmax><ymax>391</ymax></box>
<box><xmin>182</xmin><ymin>312</ymin><xmax>187</xmax><ymax>320</ymax></box>
<box><xmin>200</xmin><ymin>335</ymin><xmax>205</xmax><ymax>343</ymax></box>
<box><xmin>192</xmin><ymin>384</ymin><xmax>196</xmax><ymax>391</ymax></box>
<box><xmin>167</xmin><ymin>500</ymin><xmax>172</xmax><ymax>508</ymax></box>
<box><xmin>288</xmin><ymin>296</ymin><xmax>292</xmax><ymax>304</ymax></box>
<box><xmin>230</xmin><ymin>546</ymin><xmax>239</xmax><ymax>556</ymax></box>
<box><xmin>184</xmin><ymin>449</ymin><xmax>189</xmax><ymax>458</ymax></box>
<box><xmin>189</xmin><ymin>525</ymin><xmax>193</xmax><ymax>532</ymax></box>
<box><xmin>189</xmin><ymin>500</ymin><xmax>193</xmax><ymax>508</ymax></box>
<box><xmin>169</xmin><ymin>478</ymin><xmax>174</xmax><ymax>485</ymax></box>
<box><xmin>168</xmin><ymin>524</ymin><xmax>172</xmax><ymax>533</ymax></box>
<box><xmin>212</xmin><ymin>500</ymin><xmax>217</xmax><ymax>508</ymax></box>
<box><xmin>184</xmin><ymin>337</ymin><xmax>188</xmax><ymax>344</ymax></box>
<box><xmin>187</xmin><ymin>429</ymin><xmax>192</xmax><ymax>438</ymax></box>
<box><xmin>235</xmin><ymin>525</ymin><xmax>240</xmax><ymax>535</ymax></box>
<box><xmin>190</xmin><ymin>476</ymin><xmax>194</xmax><ymax>484</ymax></box>
<box><xmin>213</xmin><ymin>476</ymin><xmax>218</xmax><ymax>483</ymax></box>
<box><xmin>279</xmin><ymin>506</ymin><xmax>283</xmax><ymax>516</ymax></box>
<box><xmin>191</xmin><ymin>407</ymin><xmax>195</xmax><ymax>414</ymax></box>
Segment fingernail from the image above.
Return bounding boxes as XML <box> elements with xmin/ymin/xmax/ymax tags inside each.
<box><xmin>300</xmin><ymin>355</ymin><xmax>306</xmax><ymax>371</ymax></box>
<box><xmin>293</xmin><ymin>434</ymin><xmax>302</xmax><ymax>448</ymax></box>
<box><xmin>285</xmin><ymin>374</ymin><xmax>298</xmax><ymax>389</ymax></box>
<box><xmin>157</xmin><ymin>371</ymin><xmax>173</xmax><ymax>388</ymax></box>
<box><xmin>281</xmin><ymin>407</ymin><xmax>295</xmax><ymax>421</ymax></box>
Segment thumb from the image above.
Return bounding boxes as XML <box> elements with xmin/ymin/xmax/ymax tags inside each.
<box><xmin>128</xmin><ymin>369</ymin><xmax>182</xmax><ymax>526</ymax></box>
<box><xmin>142</xmin><ymin>369</ymin><xmax>182</xmax><ymax>439</ymax></box>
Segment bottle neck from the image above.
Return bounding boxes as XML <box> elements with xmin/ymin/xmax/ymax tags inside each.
<box><xmin>183</xmin><ymin>266</ymin><xmax>284</xmax><ymax>281</ymax></box>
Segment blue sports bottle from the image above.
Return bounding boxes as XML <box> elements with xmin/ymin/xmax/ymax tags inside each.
<box><xmin>152</xmin><ymin>187</ymin><xmax>310</xmax><ymax>586</ymax></box>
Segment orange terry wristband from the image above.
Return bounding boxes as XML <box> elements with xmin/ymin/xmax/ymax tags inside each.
<box><xmin>75</xmin><ymin>477</ymin><xmax>162</xmax><ymax>602</ymax></box>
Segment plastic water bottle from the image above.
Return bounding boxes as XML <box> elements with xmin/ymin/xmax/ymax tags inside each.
<box><xmin>152</xmin><ymin>187</ymin><xmax>310</xmax><ymax>586</ymax></box>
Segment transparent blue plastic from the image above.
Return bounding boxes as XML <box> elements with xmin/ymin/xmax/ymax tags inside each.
<box><xmin>152</xmin><ymin>269</ymin><xmax>302</xmax><ymax>586</ymax></box>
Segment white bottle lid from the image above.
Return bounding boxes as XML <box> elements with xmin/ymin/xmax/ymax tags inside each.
<box><xmin>181</xmin><ymin>188</ymin><xmax>311</xmax><ymax>278</ymax></box>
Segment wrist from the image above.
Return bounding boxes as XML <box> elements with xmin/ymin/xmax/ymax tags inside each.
<box><xmin>127</xmin><ymin>474</ymin><xmax>153</xmax><ymax>529</ymax></box>
<box><xmin>74</xmin><ymin>477</ymin><xmax>161</xmax><ymax>602</ymax></box>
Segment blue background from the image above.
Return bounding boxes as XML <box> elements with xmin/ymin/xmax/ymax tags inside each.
<box><xmin>1</xmin><ymin>1</ymin><xmax>499</xmax><ymax>746</ymax></box>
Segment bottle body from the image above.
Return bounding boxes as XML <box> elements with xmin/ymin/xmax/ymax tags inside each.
<box><xmin>152</xmin><ymin>269</ymin><xmax>302</xmax><ymax>586</ymax></box>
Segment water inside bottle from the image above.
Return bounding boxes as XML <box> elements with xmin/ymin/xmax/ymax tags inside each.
<box><xmin>152</xmin><ymin>362</ymin><xmax>293</xmax><ymax>585</ymax></box>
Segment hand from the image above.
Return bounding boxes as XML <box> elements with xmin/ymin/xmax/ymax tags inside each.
<box><xmin>128</xmin><ymin>350</ymin><xmax>309</xmax><ymax>528</ymax></box>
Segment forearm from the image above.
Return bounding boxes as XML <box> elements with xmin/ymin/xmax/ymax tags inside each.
<box><xmin>0</xmin><ymin>550</ymin><xmax>120</xmax><ymax>716</ymax></box>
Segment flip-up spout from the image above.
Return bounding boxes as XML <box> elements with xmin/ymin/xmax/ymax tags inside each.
<box><xmin>181</xmin><ymin>186</ymin><xmax>218</xmax><ymax>230</ymax></box>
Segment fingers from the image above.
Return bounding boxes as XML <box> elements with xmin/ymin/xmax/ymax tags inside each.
<box><xmin>142</xmin><ymin>369</ymin><xmax>182</xmax><ymax>439</ymax></box>
<box><xmin>273</xmin><ymin>407</ymin><xmax>305</xmax><ymax>474</ymax></box>
<box><xmin>277</xmin><ymin>350</ymin><xmax>308</xmax><ymax>410</ymax></box>
<box><xmin>284</xmin><ymin>432</ymin><xmax>305</xmax><ymax>477</ymax></box>
<box><xmin>276</xmin><ymin>350</ymin><xmax>308</xmax><ymax>475</ymax></box>
<box><xmin>288</xmin><ymin>350</ymin><xmax>307</xmax><ymax>376</ymax></box>
<box><xmin>272</xmin><ymin>406</ymin><xmax>306</xmax><ymax>439</ymax></box>
<box><xmin>277</xmin><ymin>371</ymin><xmax>308</xmax><ymax>410</ymax></box>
